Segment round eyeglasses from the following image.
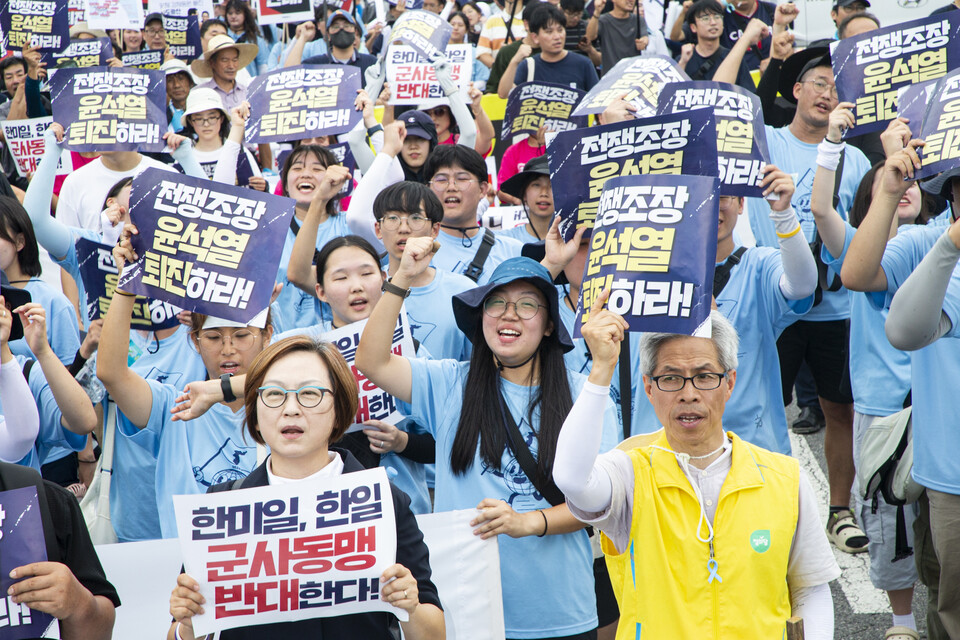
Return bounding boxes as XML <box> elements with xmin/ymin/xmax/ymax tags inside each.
<box><xmin>482</xmin><ymin>296</ymin><xmax>545</xmax><ymax>320</ymax></box>
<box><xmin>258</xmin><ymin>385</ymin><xmax>333</xmax><ymax>408</ymax></box>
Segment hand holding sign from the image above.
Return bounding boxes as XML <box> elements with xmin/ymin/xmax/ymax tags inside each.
<box><xmin>542</xmin><ymin>216</ymin><xmax>587</xmax><ymax>280</ymax></box>
<box><xmin>827</xmin><ymin>102</ymin><xmax>856</xmax><ymax>143</ymax></box>
<box><xmin>113</xmin><ymin>224</ymin><xmax>140</xmax><ymax>275</ymax></box>
<box><xmin>7</xmin><ymin>561</ymin><xmax>91</xmax><ymax>623</ymax></box>
<box><xmin>363</xmin><ymin>419</ymin><xmax>409</xmax><ymax>454</ymax></box>
<box><xmin>880</xmin><ymin>141</ymin><xmax>924</xmax><ymax>195</ymax></box>
<box><xmin>600</xmin><ymin>92</ymin><xmax>638</xmax><ymax>124</ymax></box>
<box><xmin>581</xmin><ymin>288</ymin><xmax>629</xmax><ymax>380</ymax></box>
<box><xmin>880</xmin><ymin>117</ymin><xmax>913</xmax><ymax>158</ymax></box>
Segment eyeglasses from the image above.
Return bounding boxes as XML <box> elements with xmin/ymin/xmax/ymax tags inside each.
<box><xmin>803</xmin><ymin>79</ymin><xmax>838</xmax><ymax>98</ymax></box>
<box><xmin>650</xmin><ymin>372</ymin><xmax>727</xmax><ymax>392</ymax></box>
<box><xmin>258</xmin><ymin>385</ymin><xmax>334</xmax><ymax>409</ymax></box>
<box><xmin>190</xmin><ymin>114</ymin><xmax>223</xmax><ymax>126</ymax></box>
<box><xmin>144</xmin><ymin>28</ymin><xmax>166</xmax><ymax>36</ymax></box>
<box><xmin>329</xmin><ymin>23</ymin><xmax>357</xmax><ymax>33</ymax></box>
<box><xmin>695</xmin><ymin>13</ymin><xmax>723</xmax><ymax>23</ymax></box>
<box><xmin>197</xmin><ymin>329</ymin><xmax>261</xmax><ymax>352</ymax></box>
<box><xmin>429</xmin><ymin>174</ymin><xmax>478</xmax><ymax>189</ymax></box>
<box><xmin>482</xmin><ymin>296</ymin><xmax>545</xmax><ymax>320</ymax></box>
<box><xmin>424</xmin><ymin>106</ymin><xmax>449</xmax><ymax>118</ymax></box>
<box><xmin>380</xmin><ymin>213</ymin><xmax>431</xmax><ymax>230</ymax></box>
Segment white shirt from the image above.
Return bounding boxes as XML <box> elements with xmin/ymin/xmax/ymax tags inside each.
<box><xmin>266</xmin><ymin>452</ymin><xmax>344</xmax><ymax>485</ymax></box>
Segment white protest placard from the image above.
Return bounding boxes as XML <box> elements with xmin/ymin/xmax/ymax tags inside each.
<box><xmin>386</xmin><ymin>43</ymin><xmax>472</xmax><ymax>105</ymax></box>
<box><xmin>86</xmin><ymin>0</ymin><xmax>145</xmax><ymax>30</ymax></box>
<box><xmin>325</xmin><ymin>311</ymin><xmax>416</xmax><ymax>430</ymax></box>
<box><xmin>482</xmin><ymin>205</ymin><xmax>527</xmax><ymax>231</ymax></box>
<box><xmin>256</xmin><ymin>0</ymin><xmax>315</xmax><ymax>25</ymax></box>
<box><xmin>2</xmin><ymin>117</ymin><xmax>73</xmax><ymax>178</ymax></box>
<box><xmin>173</xmin><ymin>466</ymin><xmax>403</xmax><ymax>637</ymax></box>
<box><xmin>148</xmin><ymin>0</ymin><xmax>214</xmax><ymax>15</ymax></box>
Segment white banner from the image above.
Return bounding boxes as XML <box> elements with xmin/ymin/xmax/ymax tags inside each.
<box><xmin>86</xmin><ymin>0</ymin><xmax>145</xmax><ymax>30</ymax></box>
<box><xmin>2</xmin><ymin>117</ymin><xmax>73</xmax><ymax>178</ymax></box>
<box><xmin>386</xmin><ymin>43</ymin><xmax>472</xmax><ymax>106</ymax></box>
<box><xmin>148</xmin><ymin>0</ymin><xmax>214</xmax><ymax>16</ymax></box>
<box><xmin>481</xmin><ymin>205</ymin><xmax>527</xmax><ymax>231</ymax></box>
<box><xmin>173</xmin><ymin>467</ymin><xmax>401</xmax><ymax>636</ymax></box>
<box><xmin>256</xmin><ymin>0</ymin><xmax>315</xmax><ymax>25</ymax></box>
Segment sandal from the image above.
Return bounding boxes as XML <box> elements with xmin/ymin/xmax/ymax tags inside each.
<box><xmin>826</xmin><ymin>508</ymin><xmax>869</xmax><ymax>553</ymax></box>
<box><xmin>885</xmin><ymin>626</ymin><xmax>919</xmax><ymax>640</ymax></box>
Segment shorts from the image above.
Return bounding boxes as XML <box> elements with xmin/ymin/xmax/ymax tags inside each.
<box><xmin>777</xmin><ymin>319</ymin><xmax>853</xmax><ymax>405</ymax></box>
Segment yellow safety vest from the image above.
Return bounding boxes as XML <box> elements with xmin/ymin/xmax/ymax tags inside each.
<box><xmin>601</xmin><ymin>431</ymin><xmax>799</xmax><ymax>639</ymax></box>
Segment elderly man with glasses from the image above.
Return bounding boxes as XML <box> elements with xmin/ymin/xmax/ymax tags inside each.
<box><xmin>554</xmin><ymin>307</ymin><xmax>841</xmax><ymax>640</ymax></box>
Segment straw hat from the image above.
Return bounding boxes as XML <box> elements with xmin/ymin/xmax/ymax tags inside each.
<box><xmin>189</xmin><ymin>34</ymin><xmax>258</xmax><ymax>78</ymax></box>
<box><xmin>69</xmin><ymin>22</ymin><xmax>108</xmax><ymax>40</ymax></box>
<box><xmin>180</xmin><ymin>87</ymin><xmax>229</xmax><ymax>130</ymax></box>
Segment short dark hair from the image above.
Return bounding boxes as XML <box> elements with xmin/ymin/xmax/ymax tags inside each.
<box><xmin>560</xmin><ymin>0</ymin><xmax>585</xmax><ymax>14</ymax></box>
<box><xmin>837</xmin><ymin>11</ymin><xmax>880</xmax><ymax>39</ymax></box>
<box><xmin>686</xmin><ymin>0</ymin><xmax>723</xmax><ymax>26</ymax></box>
<box><xmin>102</xmin><ymin>177</ymin><xmax>134</xmax><ymax>211</ymax></box>
<box><xmin>423</xmin><ymin>144</ymin><xmax>488</xmax><ymax>184</ymax></box>
<box><xmin>180</xmin><ymin>110</ymin><xmax>231</xmax><ymax>143</ymax></box>
<box><xmin>528</xmin><ymin>4</ymin><xmax>566</xmax><ymax>33</ymax></box>
<box><xmin>314</xmin><ymin>235</ymin><xmax>382</xmax><ymax>286</ymax></box>
<box><xmin>0</xmin><ymin>197</ymin><xmax>41</xmax><ymax>278</ymax></box>
<box><xmin>373</xmin><ymin>182</ymin><xmax>444</xmax><ymax>225</ymax></box>
<box><xmin>200</xmin><ymin>18</ymin><xmax>228</xmax><ymax>39</ymax></box>
<box><xmin>0</xmin><ymin>57</ymin><xmax>26</xmax><ymax>93</ymax></box>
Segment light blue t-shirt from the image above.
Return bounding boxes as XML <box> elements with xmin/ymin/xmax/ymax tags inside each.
<box><xmin>404</xmin><ymin>358</ymin><xmax>619</xmax><ymax>638</ymax></box>
<box><xmin>432</xmin><ymin>229</ymin><xmax>523</xmax><ymax>285</ymax></box>
<box><xmin>272</xmin><ymin>214</ymin><xmax>351</xmax><ymax>335</ymax></box>
<box><xmin>12</xmin><ymin>355</ymin><xmax>86</xmax><ymax>470</ymax></box>
<box><xmin>266</xmin><ymin>38</ymin><xmax>328</xmax><ymax>71</ymax></box>
<box><xmin>497</xmin><ymin>224</ymin><xmax>540</xmax><ymax>244</ymax></box>
<box><xmin>50</xmin><ymin>227</ymin><xmax>101</xmax><ymax>329</ymax></box>
<box><xmin>406</xmin><ymin>268</ymin><xmax>474</xmax><ymax>360</ymax></box>
<box><xmin>109</xmin><ymin>326</ymin><xmax>209</xmax><ymax>542</ymax></box>
<box><xmin>7</xmin><ymin>279</ymin><xmax>80</xmax><ymax>366</ymax></box>
<box><xmin>630</xmin><ymin>247</ymin><xmax>812</xmax><ymax>455</ymax></box>
<box><xmin>118</xmin><ymin>379</ymin><xmax>257</xmax><ymax>538</ymax></box>
<box><xmin>822</xmin><ymin>223</ymin><xmax>911</xmax><ymax>416</ymax></box>
<box><xmin>747</xmin><ymin>125</ymin><xmax>871</xmax><ymax>321</ymax></box>
<box><xmin>880</xmin><ymin>223</ymin><xmax>960</xmax><ymax>493</ymax></box>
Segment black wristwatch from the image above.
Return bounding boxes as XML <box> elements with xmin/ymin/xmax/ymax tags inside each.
<box><xmin>367</xmin><ymin>124</ymin><xmax>384</xmax><ymax>136</ymax></box>
<box><xmin>220</xmin><ymin>373</ymin><xmax>237</xmax><ymax>403</ymax></box>
<box><xmin>382</xmin><ymin>279</ymin><xmax>411</xmax><ymax>298</ymax></box>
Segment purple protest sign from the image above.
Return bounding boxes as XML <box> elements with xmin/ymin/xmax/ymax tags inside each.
<box><xmin>0</xmin><ymin>0</ymin><xmax>69</xmax><ymax>53</ymax></box>
<box><xmin>390</xmin><ymin>10</ymin><xmax>452</xmax><ymax>62</ymax></box>
<box><xmin>45</xmin><ymin>37</ymin><xmax>115</xmax><ymax>69</ymax></box>
<box><xmin>327</xmin><ymin>142</ymin><xmax>357</xmax><ymax>197</ymax></box>
<box><xmin>76</xmin><ymin>236</ymin><xmax>181</xmax><ymax>331</ymax></box>
<box><xmin>831</xmin><ymin>12</ymin><xmax>960</xmax><ymax>138</ymax></box>
<box><xmin>573</xmin><ymin>55</ymin><xmax>689</xmax><ymax>118</ymax></box>
<box><xmin>389</xmin><ymin>0</ymin><xmax>425</xmax><ymax>8</ymax></box>
<box><xmin>50</xmin><ymin>67</ymin><xmax>168</xmax><ymax>153</ymax></box>
<box><xmin>547</xmin><ymin>107</ymin><xmax>718</xmax><ymax>242</ymax></box>
<box><xmin>897</xmin><ymin>79</ymin><xmax>939</xmax><ymax>141</ymax></box>
<box><xmin>0</xmin><ymin>486</ymin><xmax>57</xmax><ymax>639</ymax></box>
<box><xmin>658</xmin><ymin>81</ymin><xmax>768</xmax><ymax>197</ymax></box>
<box><xmin>165</xmin><ymin>13</ymin><xmax>202</xmax><ymax>61</ymax></box>
<box><xmin>122</xmin><ymin>49</ymin><xmax>165</xmax><ymax>70</ymax></box>
<box><xmin>119</xmin><ymin>168</ymin><xmax>297</xmax><ymax>323</ymax></box>
<box><xmin>575</xmin><ymin>173</ymin><xmax>719</xmax><ymax>337</ymax></box>
<box><xmin>245</xmin><ymin>65</ymin><xmax>362</xmax><ymax>144</ymax></box>
<box><xmin>914</xmin><ymin>70</ymin><xmax>960</xmax><ymax>182</ymax></box>
<box><xmin>501</xmin><ymin>82</ymin><xmax>587</xmax><ymax>140</ymax></box>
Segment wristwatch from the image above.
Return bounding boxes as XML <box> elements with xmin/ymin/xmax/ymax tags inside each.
<box><xmin>367</xmin><ymin>123</ymin><xmax>384</xmax><ymax>136</ymax></box>
<box><xmin>382</xmin><ymin>279</ymin><xmax>411</xmax><ymax>298</ymax></box>
<box><xmin>220</xmin><ymin>373</ymin><xmax>237</xmax><ymax>403</ymax></box>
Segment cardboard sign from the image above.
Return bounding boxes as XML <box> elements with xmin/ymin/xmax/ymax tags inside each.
<box><xmin>386</xmin><ymin>43</ymin><xmax>472</xmax><ymax>105</ymax></box>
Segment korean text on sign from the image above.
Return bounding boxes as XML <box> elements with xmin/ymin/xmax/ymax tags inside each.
<box><xmin>173</xmin><ymin>467</ymin><xmax>403</xmax><ymax>636</ymax></box>
<box><xmin>573</xmin><ymin>55</ymin><xmax>690</xmax><ymax>118</ymax></box>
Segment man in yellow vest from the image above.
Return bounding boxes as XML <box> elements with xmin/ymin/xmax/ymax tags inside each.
<box><xmin>554</xmin><ymin>301</ymin><xmax>840</xmax><ymax>639</ymax></box>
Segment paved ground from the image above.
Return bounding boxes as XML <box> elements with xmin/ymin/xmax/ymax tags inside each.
<box><xmin>784</xmin><ymin>403</ymin><xmax>930</xmax><ymax>640</ymax></box>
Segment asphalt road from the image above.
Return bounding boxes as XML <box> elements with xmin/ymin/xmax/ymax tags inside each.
<box><xmin>784</xmin><ymin>403</ymin><xmax>930</xmax><ymax>640</ymax></box>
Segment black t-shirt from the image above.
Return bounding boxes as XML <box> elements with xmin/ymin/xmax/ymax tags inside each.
<box><xmin>303</xmin><ymin>52</ymin><xmax>378</xmax><ymax>82</ymax></box>
<box><xmin>685</xmin><ymin>45</ymin><xmax>755</xmax><ymax>92</ymax></box>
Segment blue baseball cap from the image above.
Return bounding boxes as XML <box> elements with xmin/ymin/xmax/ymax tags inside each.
<box><xmin>452</xmin><ymin>257</ymin><xmax>573</xmax><ymax>352</ymax></box>
<box><xmin>326</xmin><ymin>10</ymin><xmax>358</xmax><ymax>28</ymax></box>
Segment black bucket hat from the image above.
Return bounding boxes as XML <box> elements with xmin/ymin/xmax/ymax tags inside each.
<box><xmin>452</xmin><ymin>257</ymin><xmax>573</xmax><ymax>352</ymax></box>
<box><xmin>778</xmin><ymin>42</ymin><xmax>834</xmax><ymax>105</ymax></box>
<box><xmin>499</xmin><ymin>154</ymin><xmax>550</xmax><ymax>200</ymax></box>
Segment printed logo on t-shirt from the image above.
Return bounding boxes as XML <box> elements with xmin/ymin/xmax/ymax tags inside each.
<box><xmin>193</xmin><ymin>437</ymin><xmax>255</xmax><ymax>487</ymax></box>
<box><xmin>480</xmin><ymin>420</ymin><xmax>542</xmax><ymax>510</ymax></box>
<box><xmin>143</xmin><ymin>367</ymin><xmax>183</xmax><ymax>388</ymax></box>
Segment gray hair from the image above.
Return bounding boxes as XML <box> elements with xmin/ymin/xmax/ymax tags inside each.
<box><xmin>639</xmin><ymin>311</ymin><xmax>739</xmax><ymax>376</ymax></box>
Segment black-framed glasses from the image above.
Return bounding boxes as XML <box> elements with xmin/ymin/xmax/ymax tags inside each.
<box><xmin>258</xmin><ymin>385</ymin><xmax>333</xmax><ymax>408</ymax></box>
<box><xmin>190</xmin><ymin>114</ymin><xmax>223</xmax><ymax>126</ymax></box>
<box><xmin>379</xmin><ymin>213</ymin><xmax>431</xmax><ymax>230</ymax></box>
<box><xmin>329</xmin><ymin>23</ymin><xmax>357</xmax><ymax>33</ymax></box>
<box><xmin>650</xmin><ymin>372</ymin><xmax>727</xmax><ymax>392</ymax></box>
<box><xmin>483</xmin><ymin>296</ymin><xmax>545</xmax><ymax>320</ymax></box>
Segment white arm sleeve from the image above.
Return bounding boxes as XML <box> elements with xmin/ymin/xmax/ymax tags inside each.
<box><xmin>212</xmin><ymin>140</ymin><xmax>242</xmax><ymax>185</ymax></box>
<box><xmin>170</xmin><ymin>140</ymin><xmax>207</xmax><ymax>179</ymax></box>
<box><xmin>347</xmin><ymin>119</ymin><xmax>377</xmax><ymax>174</ymax></box>
<box><xmin>0</xmin><ymin>359</ymin><xmax>40</xmax><ymax>463</ymax></box>
<box><xmin>24</xmin><ymin>129</ymin><xmax>72</xmax><ymax>259</ymax></box>
<box><xmin>772</xmin><ymin>206</ymin><xmax>817</xmax><ymax>300</ymax></box>
<box><xmin>553</xmin><ymin>381</ymin><xmax>614</xmax><ymax>513</ymax></box>
<box><xmin>344</xmin><ymin>153</ymin><xmax>403</xmax><ymax>251</ymax></box>
<box><xmin>790</xmin><ymin>582</ymin><xmax>834</xmax><ymax>640</ymax></box>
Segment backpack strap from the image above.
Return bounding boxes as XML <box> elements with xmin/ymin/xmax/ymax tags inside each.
<box><xmin>497</xmin><ymin>389</ymin><xmax>565</xmax><ymax>506</ymax></box>
<box><xmin>463</xmin><ymin>229</ymin><xmax>496</xmax><ymax>283</ymax></box>
<box><xmin>21</xmin><ymin>358</ymin><xmax>35</xmax><ymax>383</ymax></box>
<box><xmin>618</xmin><ymin>333</ymin><xmax>631</xmax><ymax>440</ymax></box>
<box><xmin>0</xmin><ymin>463</ymin><xmax>60</xmax><ymax>564</ymax></box>
<box><xmin>526</xmin><ymin>57</ymin><xmax>535</xmax><ymax>83</ymax></box>
<box><xmin>713</xmin><ymin>246</ymin><xmax>747</xmax><ymax>298</ymax></box>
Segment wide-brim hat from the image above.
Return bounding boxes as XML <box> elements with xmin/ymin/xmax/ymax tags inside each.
<box><xmin>161</xmin><ymin>57</ymin><xmax>194</xmax><ymax>81</ymax></box>
<box><xmin>69</xmin><ymin>22</ymin><xmax>108</xmax><ymax>40</ymax></box>
<box><xmin>203</xmin><ymin>308</ymin><xmax>269</xmax><ymax>329</ymax></box>
<box><xmin>777</xmin><ymin>43</ymin><xmax>833</xmax><ymax>105</ymax></box>
<box><xmin>452</xmin><ymin>257</ymin><xmax>573</xmax><ymax>353</ymax></box>
<box><xmin>500</xmin><ymin>154</ymin><xmax>550</xmax><ymax>200</ymax></box>
<box><xmin>190</xmin><ymin>34</ymin><xmax>259</xmax><ymax>79</ymax></box>
<box><xmin>181</xmin><ymin>87</ymin><xmax>229</xmax><ymax>129</ymax></box>
<box><xmin>921</xmin><ymin>166</ymin><xmax>960</xmax><ymax>201</ymax></box>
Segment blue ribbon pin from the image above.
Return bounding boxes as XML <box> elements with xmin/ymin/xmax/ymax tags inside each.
<box><xmin>707</xmin><ymin>558</ymin><xmax>722</xmax><ymax>584</ymax></box>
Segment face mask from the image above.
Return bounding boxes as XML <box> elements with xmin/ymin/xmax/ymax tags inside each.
<box><xmin>330</xmin><ymin>30</ymin><xmax>354</xmax><ymax>49</ymax></box>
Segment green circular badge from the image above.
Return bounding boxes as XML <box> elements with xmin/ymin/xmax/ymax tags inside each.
<box><xmin>750</xmin><ymin>529</ymin><xmax>771</xmax><ymax>553</ymax></box>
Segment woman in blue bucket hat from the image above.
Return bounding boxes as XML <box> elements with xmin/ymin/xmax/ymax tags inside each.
<box><xmin>357</xmin><ymin>239</ymin><xmax>620</xmax><ymax>640</ymax></box>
